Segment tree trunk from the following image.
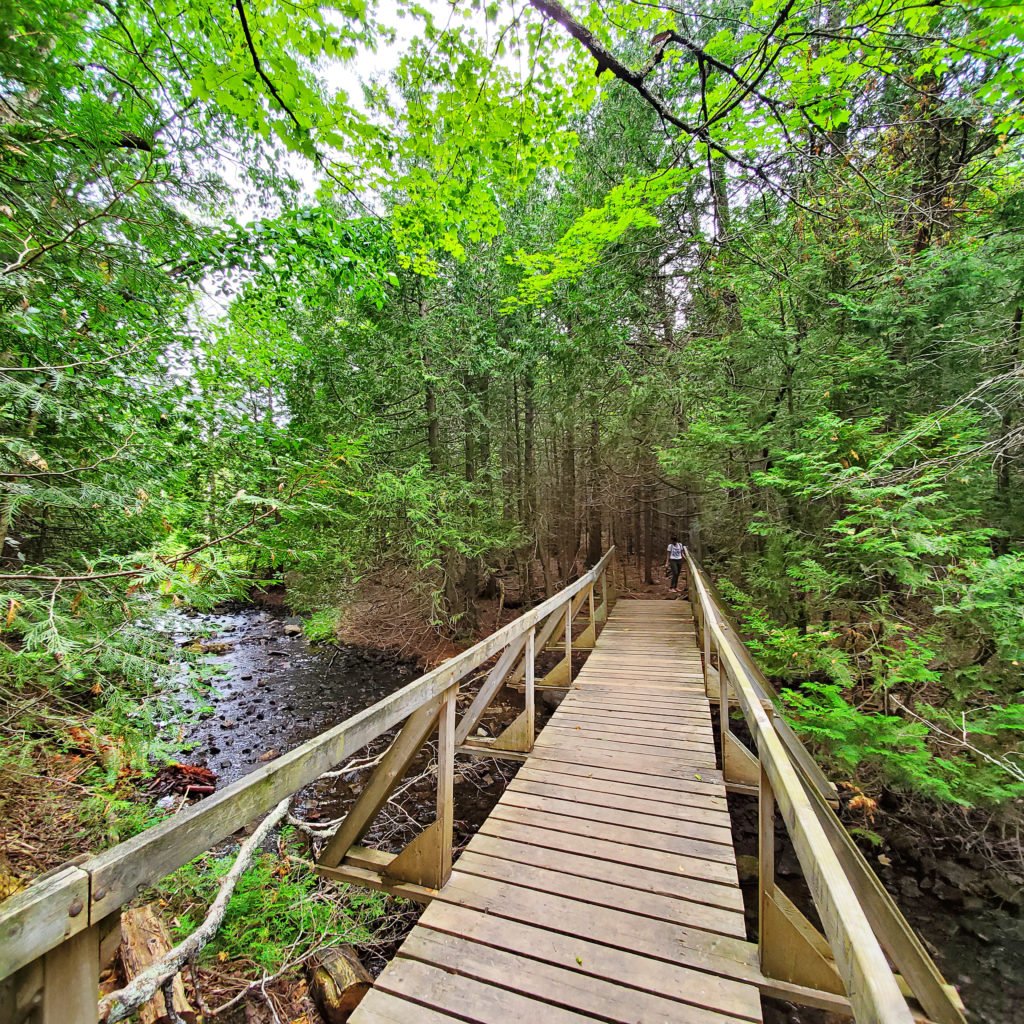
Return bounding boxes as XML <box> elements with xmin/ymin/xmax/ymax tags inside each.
<box><xmin>559</xmin><ymin>414</ymin><xmax>576</xmax><ymax>579</ymax></box>
<box><xmin>424</xmin><ymin>353</ymin><xmax>440</xmax><ymax>471</ymax></box>
<box><xmin>522</xmin><ymin>373</ymin><xmax>537</xmax><ymax>604</ymax></box>
<box><xmin>586</xmin><ymin>417</ymin><xmax>602</xmax><ymax>566</ymax></box>
<box><xmin>643</xmin><ymin>481</ymin><xmax>654</xmax><ymax>585</ymax></box>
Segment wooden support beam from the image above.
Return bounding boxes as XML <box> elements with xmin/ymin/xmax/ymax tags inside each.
<box><xmin>384</xmin><ymin>683</ymin><xmax>458</xmax><ymax>891</ymax></box>
<box><xmin>594</xmin><ymin>568</ymin><xmax>608</xmax><ymax>626</ymax></box>
<box><xmin>574</xmin><ymin>585</ymin><xmax>598</xmax><ymax>650</ymax></box>
<box><xmin>454</xmin><ymin>633</ymin><xmax>529</xmax><ymax>746</ymax></box>
<box><xmin>490</xmin><ymin>709</ymin><xmax>533</xmax><ymax>753</ymax></box>
<box><xmin>317</xmin><ymin>853</ymin><xmax>437</xmax><ymax>905</ymax></box>
<box><xmin>574</xmin><ymin>621</ymin><xmax>597</xmax><ymax>650</ymax></box>
<box><xmin>455</xmin><ymin>742</ymin><xmax>529</xmax><ymax>762</ymax></box>
<box><xmin>539</xmin><ymin>654</ymin><xmax>570</xmax><ymax>687</ymax></box>
<box><xmin>725</xmin><ymin>731</ymin><xmax>761</xmax><ymax>788</ymax></box>
<box><xmin>524</xmin><ymin>627</ymin><xmax>535</xmax><ymax>746</ymax></box>
<box><xmin>384</xmin><ymin>820</ymin><xmax>448</xmax><ymax>890</ymax></box>
<box><xmin>760</xmin><ymin>887</ymin><xmax>845</xmax><ymax>995</ymax></box>
<box><xmin>541</xmin><ymin>609</ymin><xmax>567</xmax><ymax>653</ymax></box>
<box><xmin>0</xmin><ymin>957</ymin><xmax>43</xmax><ymax>1024</ymax></box>
<box><xmin>42</xmin><ymin>923</ymin><xmax>99</xmax><ymax>1024</ymax></box>
<box><xmin>318</xmin><ymin>694</ymin><xmax>444</xmax><ymax>868</ymax></box>
<box><xmin>758</xmin><ymin>762</ymin><xmax>775</xmax><ymax>955</ymax></box>
<box><xmin>510</xmin><ymin>603</ymin><xmax>569</xmax><ymax>684</ymax></box>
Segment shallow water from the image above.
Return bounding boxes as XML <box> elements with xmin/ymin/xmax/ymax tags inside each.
<box><xmin>157</xmin><ymin>607</ymin><xmax>421</xmax><ymax>786</ymax></box>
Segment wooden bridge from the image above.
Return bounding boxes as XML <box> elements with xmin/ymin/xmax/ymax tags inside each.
<box><xmin>0</xmin><ymin>549</ymin><xmax>966</xmax><ymax>1024</ymax></box>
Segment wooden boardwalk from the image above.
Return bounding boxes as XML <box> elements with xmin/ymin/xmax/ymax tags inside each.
<box><xmin>351</xmin><ymin>599</ymin><xmax>763</xmax><ymax>1024</ymax></box>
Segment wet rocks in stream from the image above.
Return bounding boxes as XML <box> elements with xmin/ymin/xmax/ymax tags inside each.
<box><xmin>162</xmin><ymin>606</ymin><xmax>422</xmax><ymax>786</ymax></box>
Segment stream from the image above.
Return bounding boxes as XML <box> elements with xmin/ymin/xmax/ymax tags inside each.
<box><xmin>158</xmin><ymin>605</ymin><xmax>421</xmax><ymax>786</ymax></box>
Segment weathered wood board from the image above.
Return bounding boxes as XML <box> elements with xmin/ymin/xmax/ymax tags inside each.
<box><xmin>349</xmin><ymin>600</ymin><xmax>763</xmax><ymax>1023</ymax></box>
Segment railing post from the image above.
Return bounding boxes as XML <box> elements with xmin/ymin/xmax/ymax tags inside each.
<box><xmin>718</xmin><ymin>644</ymin><xmax>730</xmax><ymax>767</ymax></box>
<box><xmin>436</xmin><ymin>683</ymin><xmax>457</xmax><ymax>887</ymax></box>
<box><xmin>42</xmin><ymin>923</ymin><xmax>99</xmax><ymax>1023</ymax></box>
<box><xmin>758</xmin><ymin>762</ymin><xmax>776</xmax><ymax>958</ymax></box>
<box><xmin>703</xmin><ymin>599</ymin><xmax>712</xmax><ymax>696</ymax></box>
<box><xmin>525</xmin><ymin>626</ymin><xmax>536</xmax><ymax>746</ymax></box>
<box><xmin>564</xmin><ymin>600</ymin><xmax>573</xmax><ymax>673</ymax></box>
<box><xmin>596</xmin><ymin>566</ymin><xmax>609</xmax><ymax>624</ymax></box>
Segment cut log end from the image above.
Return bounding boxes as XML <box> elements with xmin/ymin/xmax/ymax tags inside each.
<box><xmin>308</xmin><ymin>946</ymin><xmax>373</xmax><ymax>1023</ymax></box>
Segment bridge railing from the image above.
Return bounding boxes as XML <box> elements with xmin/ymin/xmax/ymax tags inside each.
<box><xmin>0</xmin><ymin>549</ymin><xmax>618</xmax><ymax>1023</ymax></box>
<box><xmin>685</xmin><ymin>548</ymin><xmax>966</xmax><ymax>1024</ymax></box>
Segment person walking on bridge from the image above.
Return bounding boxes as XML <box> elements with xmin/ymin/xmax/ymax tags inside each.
<box><xmin>666</xmin><ymin>537</ymin><xmax>684</xmax><ymax>593</ymax></box>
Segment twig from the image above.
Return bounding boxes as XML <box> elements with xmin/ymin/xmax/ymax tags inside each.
<box><xmin>97</xmin><ymin>799</ymin><xmax>290</xmax><ymax>1023</ymax></box>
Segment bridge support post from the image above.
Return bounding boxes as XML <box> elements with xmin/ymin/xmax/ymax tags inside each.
<box><xmin>41</xmin><ymin>923</ymin><xmax>100</xmax><ymax>1024</ymax></box>
<box><xmin>594</xmin><ymin>568</ymin><xmax>609</xmax><ymax>625</ymax></box>
<box><xmin>574</xmin><ymin>585</ymin><xmax>597</xmax><ymax>650</ymax></box>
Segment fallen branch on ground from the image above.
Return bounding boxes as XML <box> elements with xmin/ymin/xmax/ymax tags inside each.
<box><xmin>97</xmin><ymin>798</ymin><xmax>291</xmax><ymax>1024</ymax></box>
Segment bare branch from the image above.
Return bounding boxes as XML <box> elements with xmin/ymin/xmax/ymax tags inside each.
<box><xmin>97</xmin><ymin>799</ymin><xmax>291</xmax><ymax>1024</ymax></box>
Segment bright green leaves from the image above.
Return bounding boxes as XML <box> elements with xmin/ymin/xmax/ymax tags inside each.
<box><xmin>506</xmin><ymin>169</ymin><xmax>690</xmax><ymax>306</ymax></box>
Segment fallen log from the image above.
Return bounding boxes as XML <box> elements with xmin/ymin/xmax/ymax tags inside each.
<box><xmin>308</xmin><ymin>947</ymin><xmax>373</xmax><ymax>1023</ymax></box>
<box><xmin>118</xmin><ymin>907</ymin><xmax>195</xmax><ymax>1024</ymax></box>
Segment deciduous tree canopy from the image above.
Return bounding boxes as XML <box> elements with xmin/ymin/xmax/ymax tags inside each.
<box><xmin>2</xmin><ymin>0</ymin><xmax>1022</xmax><ymax>840</ymax></box>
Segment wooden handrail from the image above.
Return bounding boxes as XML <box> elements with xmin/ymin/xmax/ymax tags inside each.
<box><xmin>688</xmin><ymin>558</ymin><xmax>838</xmax><ymax>807</ymax></box>
<box><xmin>0</xmin><ymin>548</ymin><xmax>617</xmax><ymax>989</ymax></box>
<box><xmin>685</xmin><ymin>548</ymin><xmax>966</xmax><ymax>1024</ymax></box>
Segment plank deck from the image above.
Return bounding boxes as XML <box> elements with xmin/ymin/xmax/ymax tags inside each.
<box><xmin>350</xmin><ymin>599</ymin><xmax>762</xmax><ymax>1024</ymax></box>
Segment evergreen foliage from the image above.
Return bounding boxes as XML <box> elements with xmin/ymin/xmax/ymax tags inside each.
<box><xmin>2</xmin><ymin>0</ymin><xmax>1022</xmax><ymax>845</ymax></box>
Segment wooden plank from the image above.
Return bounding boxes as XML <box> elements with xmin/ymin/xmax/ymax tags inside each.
<box><xmin>488</xmin><ymin>805</ymin><xmax>738</xmax><ymax>872</ymax></box>
<box><xmin>350</xmin><ymin>989</ymin><xmax>463</xmax><ymax>1023</ymax></box>
<box><xmin>558</xmin><ymin>697</ymin><xmax>712</xmax><ymax>720</ymax></box>
<box><xmin>555</xmin><ymin>704</ymin><xmax>713</xmax><ymax>727</ymax></box>
<box><xmin>463</xmin><ymin>831</ymin><xmax>743</xmax><ymax>912</ymax></box>
<box><xmin>453</xmin><ymin>849</ymin><xmax>746</xmax><ymax>938</ymax></box>
<box><xmin>400</xmin><ymin>928</ymin><xmax>747</xmax><ymax>1024</ymax></box>
<box><xmin>549</xmin><ymin>718</ymin><xmax>715</xmax><ymax>742</ymax></box>
<box><xmin>476</xmin><ymin>816</ymin><xmax>741</xmax><ymax>895</ymax></box>
<box><xmin>506</xmin><ymin>776</ymin><xmax>733</xmax><ymax>829</ymax></box>
<box><xmin>411</xmin><ymin>876</ymin><xmax>749</xmax><ymax>1019</ymax></box>
<box><xmin>553</xmin><ymin>705</ymin><xmax>713</xmax><ymax>729</ymax></box>
<box><xmin>515</xmin><ymin>763</ymin><xmax>728</xmax><ymax>812</ymax></box>
<box><xmin>549</xmin><ymin>716</ymin><xmax>715</xmax><ymax>741</ymax></box>
<box><xmin>433</xmin><ymin>872</ymin><xmax>759</xmax><ymax>986</ymax></box>
<box><xmin>539</xmin><ymin>719</ymin><xmax>716</xmax><ymax>749</ymax></box>
<box><xmin>524</xmin><ymin>748</ymin><xmax>724</xmax><ymax>787</ymax></box>
<box><xmin>543</xmin><ymin>722</ymin><xmax>717</xmax><ymax>756</ymax></box>
<box><xmin>375</xmin><ymin>957</ymin><xmax>599</xmax><ymax>1024</ymax></box>
<box><xmin>496</xmin><ymin>788</ymin><xmax>735</xmax><ymax>847</ymax></box>
<box><xmin>565</xmin><ymin>688</ymin><xmax>711</xmax><ymax>708</ymax></box>
<box><xmin>0</xmin><ymin>865</ymin><xmax>90</xmax><ymax>981</ymax></box>
<box><xmin>533</xmin><ymin>733</ymin><xmax>717</xmax><ymax>767</ymax></box>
